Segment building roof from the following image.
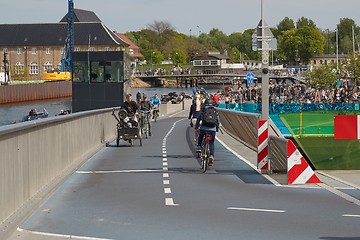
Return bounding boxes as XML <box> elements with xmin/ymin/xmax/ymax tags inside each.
<box><xmin>60</xmin><ymin>8</ymin><xmax>102</xmax><ymax>23</ymax></box>
<box><xmin>115</xmin><ymin>33</ymin><xmax>143</xmax><ymax>58</ymax></box>
<box><xmin>0</xmin><ymin>22</ymin><xmax>128</xmax><ymax>46</ymax></box>
<box><xmin>193</xmin><ymin>51</ymin><xmax>229</xmax><ymax>60</ymax></box>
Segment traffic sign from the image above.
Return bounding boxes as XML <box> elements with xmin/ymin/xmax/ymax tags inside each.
<box><xmin>246</xmin><ymin>72</ymin><xmax>255</xmax><ymax>85</ymax></box>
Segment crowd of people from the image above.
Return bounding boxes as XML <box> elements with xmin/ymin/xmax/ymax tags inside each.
<box><xmin>214</xmin><ymin>81</ymin><xmax>360</xmax><ymax>106</ymax></box>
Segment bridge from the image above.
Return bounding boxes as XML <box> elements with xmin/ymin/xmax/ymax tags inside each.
<box><xmin>0</xmin><ymin>100</ymin><xmax>359</xmax><ymax>239</ymax></box>
<box><xmin>137</xmin><ymin>73</ymin><xmax>305</xmax><ymax>87</ymax></box>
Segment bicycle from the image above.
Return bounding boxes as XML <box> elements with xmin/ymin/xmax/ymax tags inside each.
<box><xmin>200</xmin><ymin>132</ymin><xmax>213</xmax><ymax>173</ymax></box>
<box><xmin>152</xmin><ymin>106</ymin><xmax>159</xmax><ymax>122</ymax></box>
<box><xmin>139</xmin><ymin>110</ymin><xmax>151</xmax><ymax>139</ymax></box>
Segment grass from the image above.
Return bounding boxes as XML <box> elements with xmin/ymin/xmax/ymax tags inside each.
<box><xmin>280</xmin><ymin>110</ymin><xmax>360</xmax><ymax>170</ymax></box>
<box><xmin>279</xmin><ymin>111</ymin><xmax>360</xmax><ymax>135</ymax></box>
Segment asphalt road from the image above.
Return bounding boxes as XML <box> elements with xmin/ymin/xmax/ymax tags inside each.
<box><xmin>8</xmin><ymin>115</ymin><xmax>360</xmax><ymax>240</ymax></box>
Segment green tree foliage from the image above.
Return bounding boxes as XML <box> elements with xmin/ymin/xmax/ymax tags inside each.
<box><xmin>305</xmin><ymin>63</ymin><xmax>338</xmax><ymax>89</ymax></box>
<box><xmin>126</xmin><ymin>17</ymin><xmax>359</xmax><ymax>70</ymax></box>
<box><xmin>275</xmin><ymin>17</ymin><xmax>295</xmax><ymax>37</ymax></box>
<box><xmin>337</xmin><ymin>18</ymin><xmax>360</xmax><ymax>54</ymax></box>
<box><xmin>344</xmin><ymin>54</ymin><xmax>360</xmax><ymax>86</ymax></box>
<box><xmin>296</xmin><ymin>17</ymin><xmax>317</xmax><ymax>29</ymax></box>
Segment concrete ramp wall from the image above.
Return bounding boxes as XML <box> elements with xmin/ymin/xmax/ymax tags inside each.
<box><xmin>0</xmin><ymin>108</ymin><xmax>117</xmax><ymax>232</ymax></box>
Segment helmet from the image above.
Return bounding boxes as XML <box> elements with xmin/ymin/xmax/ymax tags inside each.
<box><xmin>204</xmin><ymin>99</ymin><xmax>213</xmax><ymax>106</ymax></box>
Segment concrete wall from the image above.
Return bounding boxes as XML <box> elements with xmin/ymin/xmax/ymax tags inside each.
<box><xmin>0</xmin><ymin>100</ymin><xmax>190</xmax><ymax>233</ymax></box>
<box><xmin>0</xmin><ymin>108</ymin><xmax>118</xmax><ymax>229</ymax></box>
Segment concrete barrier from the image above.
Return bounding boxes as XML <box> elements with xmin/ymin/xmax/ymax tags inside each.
<box><xmin>217</xmin><ymin>108</ymin><xmax>288</xmax><ymax>173</ymax></box>
<box><xmin>0</xmin><ymin>108</ymin><xmax>118</xmax><ymax>234</ymax></box>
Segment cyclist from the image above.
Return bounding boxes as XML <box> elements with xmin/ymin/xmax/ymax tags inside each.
<box><xmin>123</xmin><ymin>93</ymin><xmax>138</xmax><ymax>116</ymax></box>
<box><xmin>194</xmin><ymin>99</ymin><xmax>220</xmax><ymax>166</ymax></box>
<box><xmin>188</xmin><ymin>93</ymin><xmax>202</xmax><ymax>127</ymax></box>
<box><xmin>140</xmin><ymin>95</ymin><xmax>152</xmax><ymax>136</ymax></box>
<box><xmin>151</xmin><ymin>93</ymin><xmax>161</xmax><ymax>119</ymax></box>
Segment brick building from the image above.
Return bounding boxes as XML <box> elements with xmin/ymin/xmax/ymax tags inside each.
<box><xmin>0</xmin><ymin>9</ymin><xmax>129</xmax><ymax>80</ymax></box>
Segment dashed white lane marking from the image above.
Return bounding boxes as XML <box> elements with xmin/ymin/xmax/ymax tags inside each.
<box><xmin>342</xmin><ymin>214</ymin><xmax>360</xmax><ymax>218</ymax></box>
<box><xmin>227</xmin><ymin>207</ymin><xmax>286</xmax><ymax>213</ymax></box>
<box><xmin>17</xmin><ymin>227</ymin><xmax>111</xmax><ymax>239</ymax></box>
<box><xmin>162</xmin><ymin>119</ymin><xmax>184</xmax><ymax>206</ymax></box>
<box><xmin>165</xmin><ymin>198</ymin><xmax>179</xmax><ymax>206</ymax></box>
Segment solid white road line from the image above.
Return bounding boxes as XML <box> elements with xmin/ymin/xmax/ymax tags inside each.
<box><xmin>227</xmin><ymin>207</ymin><xmax>286</xmax><ymax>213</ymax></box>
<box><xmin>342</xmin><ymin>214</ymin><xmax>360</xmax><ymax>218</ymax></box>
<box><xmin>17</xmin><ymin>227</ymin><xmax>111</xmax><ymax>240</ymax></box>
<box><xmin>76</xmin><ymin>169</ymin><xmax>160</xmax><ymax>174</ymax></box>
<box><xmin>216</xmin><ymin>137</ymin><xmax>282</xmax><ymax>186</ymax></box>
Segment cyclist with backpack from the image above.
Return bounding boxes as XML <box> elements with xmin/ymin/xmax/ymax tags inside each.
<box><xmin>194</xmin><ymin>99</ymin><xmax>220</xmax><ymax>166</ymax></box>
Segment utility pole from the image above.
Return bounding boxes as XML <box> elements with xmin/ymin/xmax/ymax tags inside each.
<box><xmin>261</xmin><ymin>0</ymin><xmax>269</xmax><ymax>120</ymax></box>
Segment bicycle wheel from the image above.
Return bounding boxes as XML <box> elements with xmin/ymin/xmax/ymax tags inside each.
<box><xmin>201</xmin><ymin>141</ymin><xmax>209</xmax><ymax>172</ymax></box>
<box><xmin>154</xmin><ymin>112</ymin><xmax>158</xmax><ymax>122</ymax></box>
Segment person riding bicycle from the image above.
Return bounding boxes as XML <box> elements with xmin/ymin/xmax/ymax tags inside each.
<box><xmin>140</xmin><ymin>95</ymin><xmax>152</xmax><ymax>136</ymax></box>
<box><xmin>194</xmin><ymin>99</ymin><xmax>220</xmax><ymax>166</ymax></box>
<box><xmin>124</xmin><ymin>93</ymin><xmax>139</xmax><ymax>116</ymax></box>
<box><xmin>151</xmin><ymin>93</ymin><xmax>161</xmax><ymax>119</ymax></box>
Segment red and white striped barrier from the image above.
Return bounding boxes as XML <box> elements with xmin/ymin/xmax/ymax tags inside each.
<box><xmin>257</xmin><ymin>120</ymin><xmax>269</xmax><ymax>171</ymax></box>
<box><xmin>287</xmin><ymin>140</ymin><xmax>321</xmax><ymax>185</ymax></box>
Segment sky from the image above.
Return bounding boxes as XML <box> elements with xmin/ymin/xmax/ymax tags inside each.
<box><xmin>1</xmin><ymin>0</ymin><xmax>360</xmax><ymax>35</ymax></box>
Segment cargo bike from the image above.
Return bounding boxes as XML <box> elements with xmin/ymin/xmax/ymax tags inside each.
<box><xmin>112</xmin><ymin>108</ymin><xmax>142</xmax><ymax>147</ymax></box>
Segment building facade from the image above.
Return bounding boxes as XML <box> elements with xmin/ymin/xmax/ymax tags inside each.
<box><xmin>0</xmin><ymin>9</ymin><xmax>128</xmax><ymax>80</ymax></box>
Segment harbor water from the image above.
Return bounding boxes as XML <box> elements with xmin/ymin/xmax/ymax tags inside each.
<box><xmin>0</xmin><ymin>85</ymin><xmax>226</xmax><ymax>127</ymax></box>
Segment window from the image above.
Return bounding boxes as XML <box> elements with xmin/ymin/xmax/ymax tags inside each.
<box><xmin>320</xmin><ymin>60</ymin><xmax>323</xmax><ymax>64</ymax></box>
<box><xmin>129</xmin><ymin>49</ymin><xmax>134</xmax><ymax>55</ymax></box>
<box><xmin>31</xmin><ymin>48</ymin><xmax>37</xmax><ymax>54</ymax></box>
<box><xmin>44</xmin><ymin>62</ymin><xmax>53</xmax><ymax>71</ymax></box>
<box><xmin>324</xmin><ymin>60</ymin><xmax>328</xmax><ymax>65</ymax></box>
<box><xmin>17</xmin><ymin>48</ymin><xmax>22</xmax><ymax>55</ymax></box>
<box><xmin>203</xmin><ymin>60</ymin><xmax>210</xmax><ymax>66</ymax></box>
<box><xmin>45</xmin><ymin>48</ymin><xmax>51</xmax><ymax>54</ymax></box>
<box><xmin>3</xmin><ymin>48</ymin><xmax>8</xmax><ymax>53</ymax></box>
<box><xmin>15</xmin><ymin>62</ymin><xmax>24</xmax><ymax>75</ymax></box>
<box><xmin>105</xmin><ymin>47</ymin><xmax>111</xmax><ymax>51</ymax></box>
<box><xmin>29</xmin><ymin>62</ymin><xmax>39</xmax><ymax>75</ymax></box>
<box><xmin>210</xmin><ymin>60</ymin><xmax>218</xmax><ymax>66</ymax></box>
<box><xmin>193</xmin><ymin>60</ymin><xmax>202</xmax><ymax>66</ymax></box>
<box><xmin>89</xmin><ymin>47</ymin><xmax>95</xmax><ymax>51</ymax></box>
<box><xmin>74</xmin><ymin>47</ymin><xmax>80</xmax><ymax>52</ymax></box>
<box><xmin>313</xmin><ymin>60</ymin><xmax>316</xmax><ymax>64</ymax></box>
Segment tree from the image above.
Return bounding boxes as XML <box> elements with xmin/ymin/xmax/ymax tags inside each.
<box><xmin>343</xmin><ymin>54</ymin><xmax>360</xmax><ymax>87</ymax></box>
<box><xmin>305</xmin><ymin>63</ymin><xmax>338</xmax><ymax>89</ymax></box>
<box><xmin>296</xmin><ymin>27</ymin><xmax>324</xmax><ymax>64</ymax></box>
<box><xmin>276</xmin><ymin>17</ymin><xmax>295</xmax><ymax>36</ymax></box>
<box><xmin>296</xmin><ymin>17</ymin><xmax>316</xmax><ymax>29</ymax></box>
<box><xmin>337</xmin><ymin>18</ymin><xmax>360</xmax><ymax>54</ymax></box>
<box><xmin>146</xmin><ymin>20</ymin><xmax>176</xmax><ymax>53</ymax></box>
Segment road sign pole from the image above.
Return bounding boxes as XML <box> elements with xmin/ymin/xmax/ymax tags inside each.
<box><xmin>261</xmin><ymin>0</ymin><xmax>269</xmax><ymax>120</ymax></box>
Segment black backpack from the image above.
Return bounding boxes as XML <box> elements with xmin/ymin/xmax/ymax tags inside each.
<box><xmin>202</xmin><ymin>107</ymin><xmax>217</xmax><ymax>127</ymax></box>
